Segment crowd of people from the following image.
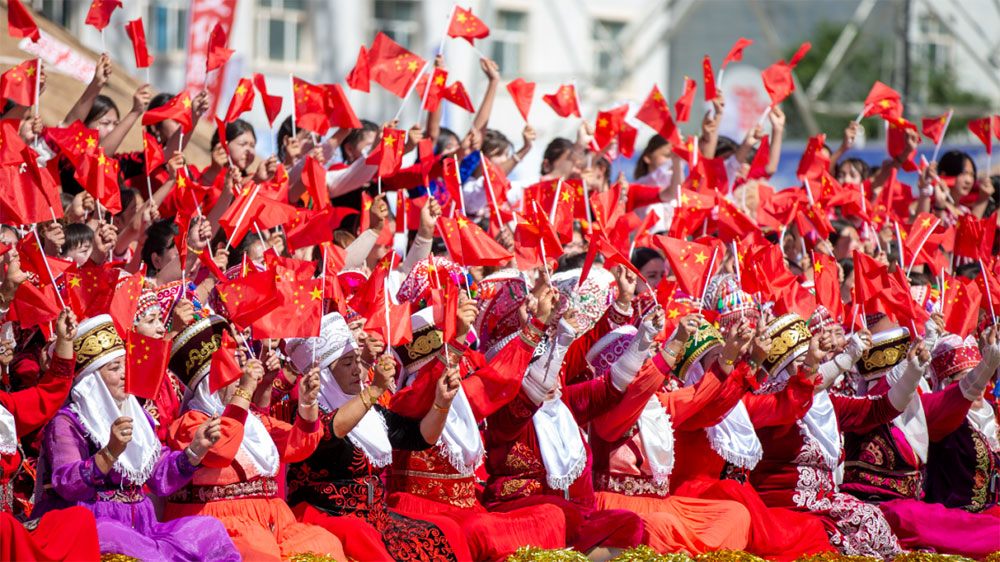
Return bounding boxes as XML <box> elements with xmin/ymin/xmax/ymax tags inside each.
<box><xmin>0</xmin><ymin>6</ymin><xmax>998</xmax><ymax>562</ymax></box>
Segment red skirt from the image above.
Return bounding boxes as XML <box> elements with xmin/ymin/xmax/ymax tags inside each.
<box><xmin>1</xmin><ymin>507</ymin><xmax>100</xmax><ymax>561</ymax></box>
<box><xmin>674</xmin><ymin>478</ymin><xmax>834</xmax><ymax>561</ymax></box>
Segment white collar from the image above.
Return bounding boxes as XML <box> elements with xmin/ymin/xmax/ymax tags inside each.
<box><xmin>0</xmin><ymin>404</ymin><xmax>16</xmax><ymax>456</ymax></box>
<box><xmin>684</xmin><ymin>360</ymin><xmax>763</xmax><ymax>469</ymax></box>
<box><xmin>532</xmin><ymin>391</ymin><xmax>587</xmax><ymax>490</ymax></box>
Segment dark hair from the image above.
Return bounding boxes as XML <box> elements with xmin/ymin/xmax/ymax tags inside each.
<box><xmin>938</xmin><ymin>150</ymin><xmax>976</xmax><ymax>178</ymax></box>
<box><xmin>541</xmin><ymin>138</ymin><xmax>574</xmax><ymax>175</ymax></box>
<box><xmin>630</xmin><ymin>247</ymin><xmax>662</xmax><ymax>271</ymax></box>
<box><xmin>435</xmin><ymin>127</ymin><xmax>459</xmax><ymax>155</ymax></box>
<box><xmin>276</xmin><ymin>115</ymin><xmax>297</xmax><ymax>161</ymax></box>
<box><xmin>226</xmin><ymin>231</ymin><xmax>263</xmax><ymax>269</ymax></box>
<box><xmin>341</xmin><ymin>120</ymin><xmax>380</xmax><ymax>161</ymax></box>
<box><xmin>828</xmin><ymin>219</ymin><xmax>855</xmax><ymax>247</ymax></box>
<box><xmin>715</xmin><ymin>136</ymin><xmax>738</xmax><ymax>159</ymax></box>
<box><xmin>834</xmin><ymin>157</ymin><xmax>872</xmax><ymax>181</ymax></box>
<box><xmin>0</xmin><ymin>224</ymin><xmax>20</xmax><ymax>243</ymax></box>
<box><xmin>555</xmin><ymin>251</ymin><xmax>588</xmax><ymax>273</ymax></box>
<box><xmin>117</xmin><ymin>187</ymin><xmax>140</xmax><ymax>217</ymax></box>
<box><xmin>481</xmin><ymin>129</ymin><xmax>511</xmax><ymax>158</ymax></box>
<box><xmin>634</xmin><ymin>135</ymin><xmax>669</xmax><ymax>179</ymax></box>
<box><xmin>141</xmin><ymin>219</ymin><xmax>179</xmax><ymax>273</ymax></box>
<box><xmin>84</xmin><ymin>95</ymin><xmax>120</xmax><ymax>127</ymax></box>
<box><xmin>838</xmin><ymin>258</ymin><xmax>854</xmax><ymax>281</ymax></box>
<box><xmin>61</xmin><ymin>223</ymin><xmax>93</xmax><ymax>254</ymax></box>
<box><xmin>148</xmin><ymin>92</ymin><xmax>174</xmax><ymax>112</ymax></box>
<box><xmin>60</xmin><ymin>191</ymin><xmax>76</xmax><ymax>212</ymax></box>
<box><xmin>955</xmin><ymin>261</ymin><xmax>982</xmax><ymax>281</ymax></box>
<box><xmin>211</xmin><ymin>119</ymin><xmax>256</xmax><ymax>150</ymax></box>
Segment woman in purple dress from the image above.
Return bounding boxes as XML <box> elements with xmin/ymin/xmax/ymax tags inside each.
<box><xmin>32</xmin><ymin>314</ymin><xmax>240</xmax><ymax>561</ymax></box>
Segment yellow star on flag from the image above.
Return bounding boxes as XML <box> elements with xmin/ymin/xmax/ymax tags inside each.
<box><xmin>693</xmin><ymin>251</ymin><xmax>708</xmax><ymax>265</ymax></box>
<box><xmin>309</xmin><ymin>287</ymin><xmax>323</xmax><ymax>300</ymax></box>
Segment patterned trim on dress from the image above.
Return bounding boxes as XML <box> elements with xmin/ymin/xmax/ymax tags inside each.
<box><xmin>169</xmin><ymin>476</ymin><xmax>278</xmax><ymax>504</ymax></box>
<box><xmin>968</xmin><ymin>427</ymin><xmax>994</xmax><ymax>511</ymax></box>
<box><xmin>593</xmin><ymin>471</ymin><xmax>671</xmax><ymax>497</ymax></box>
<box><xmin>95</xmin><ymin>485</ymin><xmax>146</xmax><ymax>504</ymax></box>
<box><xmin>388</xmin><ymin>470</ymin><xmax>476</xmax><ymax>509</ymax></box>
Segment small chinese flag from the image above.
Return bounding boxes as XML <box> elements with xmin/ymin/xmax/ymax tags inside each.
<box><xmin>252</xmin><ymin>73</ymin><xmax>282</xmax><ymax>126</ymax></box>
<box><xmin>253</xmin><ymin>278</ymin><xmax>324</xmax><ymax>339</ymax></box>
<box><xmin>721</xmin><ymin>37</ymin><xmax>753</xmax><ymax>68</ymax></box>
<box><xmin>0</xmin><ymin>59</ymin><xmax>39</xmax><ymax>107</ymax></box>
<box><xmin>862</xmin><ymin>81</ymin><xmax>902</xmax><ymax>119</ymax></box>
<box><xmin>593</xmin><ymin>106</ymin><xmax>628</xmax><ymax>152</ymax></box>
<box><xmin>224</xmin><ymin>78</ymin><xmax>255</xmax><ymax>123</ymax></box>
<box><xmin>125</xmin><ymin>19</ymin><xmax>155</xmax><ymax>68</ymax></box>
<box><xmin>109</xmin><ymin>271</ymin><xmax>144</xmax><ymax>338</ymax></box>
<box><xmin>367</xmin><ymin>32</ymin><xmax>426</xmax><ymax>99</ymax></box>
<box><xmin>702</xmin><ymin>55</ymin><xmax>718</xmax><ymax>101</ymax></box>
<box><xmin>209</xmin><ymin>332</ymin><xmax>242</xmax><ymax>393</ymax></box>
<box><xmin>141</xmin><ymin>91</ymin><xmax>193</xmax><ymax>132</ymax></box>
<box><xmin>206</xmin><ymin>23</ymin><xmax>234</xmax><ymax>72</ymax></box>
<box><xmin>968</xmin><ymin>117</ymin><xmax>994</xmax><ymax>155</ymax></box>
<box><xmin>761</xmin><ymin>43</ymin><xmax>810</xmax><ymax>106</ymax></box>
<box><xmin>74</xmin><ymin>148</ymin><xmax>123</xmax><ymax>214</ymax></box>
<box><xmin>143</xmin><ymin>131</ymin><xmax>165</xmax><ymax>178</ymax></box>
<box><xmin>292</xmin><ymin>76</ymin><xmax>330</xmax><ymax>135</ymax></box>
<box><xmin>447</xmin><ymin>6</ymin><xmax>489</xmax><ymax>44</ymax></box>
<box><xmin>345</xmin><ymin>45</ymin><xmax>370</xmax><ymax>92</ymax></box>
<box><xmin>653</xmin><ymin>235</ymin><xmax>718</xmax><ymax>297</ymax></box>
<box><xmin>10</xmin><ymin>283</ymin><xmax>61</xmax><ymax>329</ymax></box>
<box><xmin>365</xmin><ymin>128</ymin><xmax>407</xmax><ymax>177</ymax></box>
<box><xmin>507</xmin><ymin>78</ymin><xmax>535</xmax><ymax>122</ymax></box>
<box><xmin>942</xmin><ymin>274</ymin><xmax>981</xmax><ymax>339</ymax></box>
<box><xmin>437</xmin><ymin>213</ymin><xmax>513</xmax><ymax>267</ymax></box>
<box><xmin>443</xmin><ymin>80</ymin><xmax>475</xmax><ymax>113</ymax></box>
<box><xmin>542</xmin><ymin>84</ymin><xmax>581</xmax><ymax>118</ymax></box>
<box><xmin>85</xmin><ymin>0</ymin><xmax>121</xmax><ymax>32</ymax></box>
<box><xmin>636</xmin><ymin>84</ymin><xmax>681</xmax><ymax>145</ymax></box>
<box><xmin>673</xmin><ymin>77</ymin><xmax>697</xmax><ymax>123</ymax></box>
<box><xmin>8</xmin><ymin>0</ymin><xmax>40</xmax><ymax>42</ymax></box>
<box><xmin>921</xmin><ymin>111</ymin><xmax>950</xmax><ymax>145</ymax></box>
<box><xmin>125</xmin><ymin>331</ymin><xmax>170</xmax><ymax>401</ymax></box>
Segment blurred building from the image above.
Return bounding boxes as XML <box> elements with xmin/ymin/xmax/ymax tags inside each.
<box><xmin>27</xmin><ymin>0</ymin><xmax>1000</xmax><ymax>178</ymax></box>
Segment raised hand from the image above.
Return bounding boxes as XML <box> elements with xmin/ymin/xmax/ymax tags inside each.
<box><xmin>108</xmin><ymin>416</ymin><xmax>134</xmax><ymax>458</ymax></box>
<box><xmin>189</xmin><ymin>414</ymin><xmax>222</xmax><ymax>462</ymax></box>
<box><xmin>435</xmin><ymin>366</ymin><xmax>461</xmax><ymax>406</ymax></box>
<box><xmin>298</xmin><ymin>367</ymin><xmax>321</xmax><ymax>406</ymax></box>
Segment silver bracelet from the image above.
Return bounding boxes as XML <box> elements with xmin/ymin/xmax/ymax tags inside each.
<box><xmin>299</xmin><ymin>399</ymin><xmax>318</xmax><ymax>408</ymax></box>
<box><xmin>184</xmin><ymin>447</ymin><xmax>202</xmax><ymax>463</ymax></box>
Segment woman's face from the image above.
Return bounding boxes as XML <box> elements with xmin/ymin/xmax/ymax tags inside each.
<box><xmin>245</xmin><ymin>239</ymin><xmax>265</xmax><ymax>263</ymax></box>
<box><xmin>0</xmin><ymin>228</ymin><xmax>17</xmax><ymax>247</ymax></box>
<box><xmin>88</xmin><ymin>108</ymin><xmax>120</xmax><ymax>141</ymax></box>
<box><xmin>228</xmin><ymin>131</ymin><xmax>257</xmax><ymax>171</ymax></box>
<box><xmin>99</xmin><ymin>357</ymin><xmax>128</xmax><ymax>403</ymax></box>
<box><xmin>135</xmin><ymin>309</ymin><xmax>165</xmax><ymax>338</ymax></box>
<box><xmin>642</xmin><ymin>144</ymin><xmax>673</xmax><ymax>176</ymax></box>
<box><xmin>64</xmin><ymin>240</ymin><xmax>93</xmax><ymax>266</ymax></box>
<box><xmin>154</xmin><ymin>120</ymin><xmax>181</xmax><ymax>144</ymax></box>
<box><xmin>638</xmin><ymin>258</ymin><xmax>665</xmax><ymax>292</ymax></box>
<box><xmin>544</xmin><ymin>150</ymin><xmax>576</xmax><ymax>179</ymax></box>
<box><xmin>113</xmin><ymin>195</ymin><xmax>142</xmax><ymax>234</ymax></box>
<box><xmin>837</xmin><ymin>162</ymin><xmax>862</xmax><ymax>185</ymax></box>
<box><xmin>830</xmin><ymin>324</ymin><xmax>847</xmax><ymax>353</ymax></box>
<box><xmin>833</xmin><ymin>225</ymin><xmax>861</xmax><ymax>261</ymax></box>
<box><xmin>152</xmin><ymin>240</ymin><xmax>179</xmax><ymax>271</ymax></box>
<box><xmin>441</xmin><ymin>134</ymin><xmax>460</xmax><ymax>154</ymax></box>
<box><xmin>950</xmin><ymin>158</ymin><xmax>976</xmax><ymax>198</ymax></box>
<box><xmin>487</xmin><ymin>148</ymin><xmax>510</xmax><ymax>168</ymax></box>
<box><xmin>330</xmin><ymin>351</ymin><xmax>363</xmax><ymax>395</ymax></box>
<box><xmin>344</xmin><ymin>131</ymin><xmax>377</xmax><ymax>163</ymax></box>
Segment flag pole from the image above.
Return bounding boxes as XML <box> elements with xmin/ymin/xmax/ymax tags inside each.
<box><xmin>454</xmin><ymin>155</ymin><xmax>466</xmax><ymax>215</ymax></box>
<box><xmin>383</xmin><ymin>283</ymin><xmax>392</xmax><ymax>348</ymax></box>
<box><xmin>980</xmin><ymin>259</ymin><xmax>997</xmax><ymax>326</ymax></box>
<box><xmin>34</xmin><ymin>223</ymin><xmax>66</xmax><ymax>310</ymax></box>
<box><xmin>854</xmin><ymin>104</ymin><xmax>871</xmax><ymax>125</ymax></box>
<box><xmin>314</xmin><ymin>245</ymin><xmax>326</xmax><ymax>368</ymax></box>
<box><xmin>893</xmin><ymin>220</ymin><xmax>905</xmax><ymax>270</ymax></box>
<box><xmin>480</xmin><ymin>153</ymin><xmax>503</xmax><ymax>230</ymax></box>
<box><xmin>731</xmin><ymin>240</ymin><xmax>741</xmax><ymax>287</ymax></box>
<box><xmin>549</xmin><ymin>178</ymin><xmax>563</xmax><ymax>222</ymax></box>
<box><xmin>906</xmin><ymin>218</ymin><xmax>940</xmax><ymax>275</ymax></box>
<box><xmin>225</xmin><ymin>184</ymin><xmax>261</xmax><ymax>250</ymax></box>
<box><xmin>289</xmin><ymin>73</ymin><xmax>297</xmax><ymax>138</ymax></box>
<box><xmin>393</xmin><ymin>60</ymin><xmax>431</xmax><ymax>122</ymax></box>
<box><xmin>33</xmin><ymin>60</ymin><xmax>40</xmax><ymax>117</ymax></box>
<box><xmin>931</xmin><ymin>109</ymin><xmax>953</xmax><ymax>163</ymax></box>
<box><xmin>582</xmin><ymin>178</ymin><xmax>593</xmax><ymax>234</ymax></box>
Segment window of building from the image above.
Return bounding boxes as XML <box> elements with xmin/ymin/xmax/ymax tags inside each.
<box><xmin>257</xmin><ymin>0</ymin><xmax>308</xmax><ymax>63</ymax></box>
<box><xmin>34</xmin><ymin>0</ymin><xmax>72</xmax><ymax>28</ymax></box>
<box><xmin>491</xmin><ymin>10</ymin><xmax>527</xmax><ymax>76</ymax></box>
<box><xmin>150</xmin><ymin>0</ymin><xmax>188</xmax><ymax>55</ymax></box>
<box><xmin>918</xmin><ymin>15</ymin><xmax>951</xmax><ymax>72</ymax></box>
<box><xmin>593</xmin><ymin>19</ymin><xmax>626</xmax><ymax>84</ymax></box>
<box><xmin>374</xmin><ymin>0</ymin><xmax>420</xmax><ymax>50</ymax></box>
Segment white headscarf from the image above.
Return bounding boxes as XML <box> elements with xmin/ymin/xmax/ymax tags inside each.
<box><xmin>533</xmin><ymin>389</ymin><xmax>587</xmax><ymax>490</ymax></box>
<box><xmin>184</xmin><ymin>374</ymin><xmax>280</xmax><ymax>477</ymax></box>
<box><xmin>70</xmin><ymin>315</ymin><xmax>159</xmax><ymax>485</ymax></box>
<box><xmin>684</xmin><ymin>359</ymin><xmax>763</xmax><ymax>469</ymax></box>
<box><xmin>967</xmin><ymin>400</ymin><xmax>1000</xmax><ymax>453</ymax></box>
<box><xmin>801</xmin><ymin>390</ymin><xmax>842</xmax><ymax>470</ymax></box>
<box><xmin>0</xmin><ymin>404</ymin><xmax>16</xmax><ymax>455</ymax></box>
<box><xmin>437</xmin><ymin>386</ymin><xmax>484</xmax><ymax>475</ymax></box>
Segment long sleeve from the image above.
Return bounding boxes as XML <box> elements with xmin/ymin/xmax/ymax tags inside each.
<box><xmin>167</xmin><ymin>406</ymin><xmax>246</xmax><ymax>469</ymax></box>
<box><xmin>462</xmin><ymin>319</ymin><xmax>544</xmax><ymax>420</ymax></box>
<box><xmin>831</xmin><ymin>393</ymin><xmax>901</xmax><ymax>434</ymax></box>
<box><xmin>484</xmin><ymin>390</ymin><xmax>538</xmax><ymax>445</ymax></box>
<box><xmin>561</xmin><ymin>302</ymin><xmax>632</xmax><ymax>384</ymax></box>
<box><xmin>0</xmin><ymin>354</ymin><xmax>74</xmax><ymax>436</ymax></box>
<box><xmin>343</xmin><ymin>229</ymin><xmax>379</xmax><ymax>269</ymax></box>
<box><xmin>563</xmin><ymin>374</ymin><xmax>624</xmax><ymax>426</ymax></box>
<box><xmin>143</xmin><ymin>446</ymin><xmax>200</xmax><ymax>497</ymax></box>
<box><xmin>921</xmin><ymin>383</ymin><xmax>973</xmax><ymax>443</ymax></box>
<box><xmin>400</xmin><ymin>235</ymin><xmax>433</xmax><ymax>275</ymax></box>
<box><xmin>45</xmin><ymin>412</ymin><xmax>102</xmax><ymax>503</ymax></box>
<box><xmin>260</xmin><ymin>412</ymin><xmax>321</xmax><ymax>463</ymax></box>
<box><xmin>677</xmin><ymin>362</ymin><xmax>757</xmax><ymax>431</ymax></box>
<box><xmin>592</xmin><ymin>354</ymin><xmax>672</xmax><ymax>442</ymax></box>
<box><xmin>743</xmin><ymin>371</ymin><xmax>817</xmax><ymax>428</ymax></box>
<box><xmin>523</xmin><ymin>319</ymin><xmax>575</xmax><ymax>405</ymax></box>
<box><xmin>326</xmin><ymin>158</ymin><xmax>377</xmax><ymax>199</ymax></box>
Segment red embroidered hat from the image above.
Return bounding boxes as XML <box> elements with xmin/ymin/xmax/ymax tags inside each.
<box><xmin>930</xmin><ymin>334</ymin><xmax>981</xmax><ymax>385</ymax></box>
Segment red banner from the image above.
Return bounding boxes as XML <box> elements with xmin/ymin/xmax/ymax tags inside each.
<box><xmin>183</xmin><ymin>0</ymin><xmax>237</xmax><ymax>120</ymax></box>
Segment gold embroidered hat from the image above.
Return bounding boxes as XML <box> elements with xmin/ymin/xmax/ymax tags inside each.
<box><xmin>394</xmin><ymin>307</ymin><xmax>445</xmax><ymax>375</ymax></box>
<box><xmin>74</xmin><ymin>314</ymin><xmax>126</xmax><ymax>380</ymax></box>
<box><xmin>761</xmin><ymin>314</ymin><xmax>812</xmax><ymax>377</ymax></box>
<box><xmin>168</xmin><ymin>315</ymin><xmax>229</xmax><ymax>387</ymax></box>
<box><xmin>676</xmin><ymin>321</ymin><xmax>724</xmax><ymax>382</ymax></box>
<box><xmin>857</xmin><ymin>327</ymin><xmax>911</xmax><ymax>380</ymax></box>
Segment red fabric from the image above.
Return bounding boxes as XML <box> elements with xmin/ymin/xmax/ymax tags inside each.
<box><xmin>654</xmin><ymin>235</ymin><xmax>717</xmax><ymax>297</ymax></box>
<box><xmin>223</xmin><ymin>78</ymin><xmax>254</xmax><ymax>123</ymax></box>
<box><xmin>141</xmin><ymin>91</ymin><xmax>193</xmax><ymax>132</ymax></box>
<box><xmin>942</xmin><ymin>274</ymin><xmax>981</xmax><ymax>339</ymax></box>
<box><xmin>542</xmin><ymin>84</ymin><xmax>581</xmax><ymax>118</ymax></box>
<box><xmin>345</xmin><ymin>46</ymin><xmax>370</xmax><ymax>92</ymax></box>
<box><xmin>85</xmin><ymin>0</ymin><xmax>121</xmax><ymax>31</ymax></box>
<box><xmin>205</xmin><ymin>22</ymin><xmax>234</xmax><ymax>72</ymax></box>
<box><xmin>252</xmin><ymin>73</ymin><xmax>282</xmax><ymax>126</ymax></box>
<box><xmin>125</xmin><ymin>330</ymin><xmax>170</xmax><ymax>401</ymax></box>
<box><xmin>969</xmin><ymin>117</ymin><xmax>994</xmax><ymax>155</ymax></box>
<box><xmin>722</xmin><ymin>38</ymin><xmax>753</xmax><ymax>68</ymax></box>
<box><xmin>447</xmin><ymin>6</ymin><xmax>489</xmax><ymax>44</ymax></box>
<box><xmin>209</xmin><ymin>331</ymin><xmax>241</xmax><ymax>393</ymax></box>
<box><xmin>7</xmin><ymin>0</ymin><xmax>39</xmax><ymax>42</ymax></box>
<box><xmin>321</xmin><ymin>84</ymin><xmax>362</xmax><ymax>129</ymax></box>
<box><xmin>0</xmin><ymin>59</ymin><xmax>38</xmax><ymax>107</ymax></box>
<box><xmin>702</xmin><ymin>55</ymin><xmax>718</xmax><ymax>101</ymax></box>
<box><xmin>636</xmin><ymin>85</ymin><xmax>681</xmax><ymax>145</ymax></box>
<box><xmin>291</xmin><ymin>76</ymin><xmax>331</xmax><ymax>135</ymax></box>
<box><xmin>437</xmin><ymin>213</ymin><xmax>512</xmax><ymax>267</ymax></box>
<box><xmin>75</xmin><ymin>147</ymin><xmax>122</xmax><ymax>214</ymax></box>
<box><xmin>124</xmin><ymin>18</ymin><xmax>154</xmax><ymax>68</ymax></box>
<box><xmin>593</xmin><ymin>106</ymin><xmax>628</xmax><ymax>152</ymax></box>
<box><xmin>506</xmin><ymin>78</ymin><xmax>534</xmax><ymax>122</ymax></box>
<box><xmin>365</xmin><ymin>128</ymin><xmax>406</xmax><ymax>177</ymax></box>
<box><xmin>673</xmin><ymin>77</ymin><xmax>697</xmax><ymax>123</ymax></box>
<box><xmin>862</xmin><ymin>81</ymin><xmax>902</xmax><ymax>119</ymax></box>
<box><xmin>367</xmin><ymin>32</ymin><xmax>426</xmax><ymax>98</ymax></box>
<box><xmin>1</xmin><ymin>507</ymin><xmax>100</xmax><ymax>561</ymax></box>
<box><xmin>922</xmin><ymin>112</ymin><xmax>950</xmax><ymax>145</ymax></box>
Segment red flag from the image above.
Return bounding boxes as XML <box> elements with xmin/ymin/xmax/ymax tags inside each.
<box><xmin>507</xmin><ymin>78</ymin><xmax>534</xmax><ymax>121</ymax></box>
<box><xmin>75</xmin><ymin>148</ymin><xmax>123</xmax><ymax>214</ymax></box>
<box><xmin>252</xmin><ymin>73</ymin><xmax>282</xmax><ymax>126</ymax></box>
<box><xmin>85</xmin><ymin>0</ymin><xmax>121</xmax><ymax>32</ymax></box>
<box><xmin>862</xmin><ymin>81</ymin><xmax>902</xmax><ymax>119</ymax></box>
<box><xmin>942</xmin><ymin>274</ymin><xmax>981</xmax><ymax>339</ymax></box>
<box><xmin>513</xmin><ymin>207</ymin><xmax>563</xmax><ymax>272</ymax></box>
<box><xmin>345</xmin><ymin>45</ymin><xmax>370</xmax><ymax>92</ymax></box>
<box><xmin>17</xmin><ymin>232</ymin><xmax>72</xmax><ymax>288</ymax></box>
<box><xmin>415</xmin><ymin>68</ymin><xmax>448</xmax><ymax>112</ymax></box>
<box><xmin>0</xmin><ymin>152</ymin><xmax>61</xmax><ymax>226</ymax></box>
<box><xmin>715</xmin><ymin>192</ymin><xmax>762</xmax><ymax>243</ymax></box>
<box><xmin>636</xmin><ymin>85</ymin><xmax>681</xmax><ymax>145</ymax></box>
<box><xmin>673</xmin><ymin>77</ymin><xmax>697</xmax><ymax>123</ymax></box>
<box><xmin>291</xmin><ymin>76</ymin><xmax>330</xmax><ymax>135</ymax></box>
<box><xmin>223</xmin><ymin>78</ymin><xmax>255</xmax><ymax>123</ymax></box>
<box><xmin>619</xmin><ymin>122</ymin><xmax>638</xmax><ymax>159</ymax></box>
<box><xmin>653</xmin><ymin>236</ymin><xmax>718</xmax><ymax>297</ymax></box>
<box><xmin>125</xmin><ymin>331</ymin><xmax>170</xmax><ymax>401</ymax></box>
<box><xmin>721</xmin><ymin>37</ymin><xmax>753</xmax><ymax>68</ymax></box>
<box><xmin>253</xmin><ymin>278</ymin><xmax>324</xmax><ymax>339</ymax></box>
<box><xmin>579</xmin><ymin>231</ymin><xmax>643</xmax><ymax>288</ymax></box>
<box><xmin>209</xmin><ymin>332</ymin><xmax>242</xmax><ymax>393</ymax></box>
<box><xmin>797</xmin><ymin>134</ymin><xmax>830</xmax><ymax>181</ymax></box>
<box><xmin>969</xmin><ymin>117</ymin><xmax>994</xmax><ymax>155</ymax></box>
<box><xmin>368</xmin><ymin>32</ymin><xmax>426</xmax><ymax>98</ymax></box>
<box><xmin>65</xmin><ymin>266</ymin><xmax>115</xmax><ymax>319</ymax></box>
<box><xmin>206</xmin><ymin>22</ymin><xmax>234</xmax><ymax>72</ymax></box>
<box><xmin>142</xmin><ymin>131</ymin><xmax>165</xmax><ymax>178</ymax></box>
<box><xmin>141</xmin><ymin>91</ymin><xmax>193</xmax><ymax>132</ymax></box>
<box><xmin>0</xmin><ymin>59</ymin><xmax>38</xmax><ymax>107</ymax></box>
<box><xmin>747</xmin><ymin>134</ymin><xmax>771</xmax><ymax>180</ymax></box>
<box><xmin>978</xmin><ymin>266</ymin><xmax>1000</xmax><ymax>317</ymax></box>
<box><xmin>365</xmin><ymin>128</ymin><xmax>407</xmax><ymax>177</ymax></box>
<box><xmin>593</xmin><ymin>106</ymin><xmax>628</xmax><ymax>151</ymax></box>
<box><xmin>7</xmin><ymin>0</ymin><xmax>39</xmax><ymax>42</ymax></box>
<box><xmin>109</xmin><ymin>271</ymin><xmax>143</xmax><ymax>337</ymax></box>
<box><xmin>364</xmin><ymin>291</ymin><xmax>413</xmax><ymax>346</ymax></box>
<box><xmin>44</xmin><ymin>122</ymin><xmax>96</xmax><ymax>168</ymax></box>
<box><xmin>447</xmin><ymin>6</ymin><xmax>489</xmax><ymax>44</ymax></box>
<box><xmin>322</xmin><ymin>83</ymin><xmax>362</xmax><ymax>130</ymax></box>
<box><xmin>702</xmin><ymin>55</ymin><xmax>718</xmax><ymax>101</ymax></box>
<box><xmin>542</xmin><ymin>84</ymin><xmax>581</xmax><ymax>118</ymax></box>
<box><xmin>852</xmin><ymin>250</ymin><xmax>889</xmax><ymax>311</ymax></box>
<box><xmin>921</xmin><ymin>112</ymin><xmax>950</xmax><ymax>145</ymax></box>
<box><xmin>438</xmin><ymin>213</ymin><xmax>513</xmax><ymax>267</ymax></box>
<box><xmin>761</xmin><ymin>43</ymin><xmax>810</xmax><ymax>106</ymax></box>
<box><xmin>11</xmin><ymin>283</ymin><xmax>61</xmax><ymax>329</ymax></box>
<box><xmin>954</xmin><ymin>214</ymin><xmax>995</xmax><ymax>260</ymax></box>
<box><xmin>284</xmin><ymin>207</ymin><xmax>356</xmax><ymax>251</ymax></box>
<box><xmin>216</xmin><ymin>271</ymin><xmax>281</xmax><ymax>329</ymax></box>
<box><xmin>124</xmin><ymin>18</ymin><xmax>155</xmax><ymax>68</ymax></box>
<box><xmin>812</xmin><ymin>252</ymin><xmax>843</xmax><ymax>322</ymax></box>
<box><xmin>443</xmin><ymin>80</ymin><xmax>475</xmax><ymax>113</ymax></box>
<box><xmin>301</xmin><ymin>155</ymin><xmax>330</xmax><ymax>209</ymax></box>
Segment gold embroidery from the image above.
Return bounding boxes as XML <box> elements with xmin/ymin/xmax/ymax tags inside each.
<box><xmin>184</xmin><ymin>334</ymin><xmax>223</xmax><ymax>375</ymax></box>
<box><xmin>498</xmin><ymin>477</ymin><xmax>541</xmax><ymax>499</ymax></box>
<box><xmin>505</xmin><ymin>441</ymin><xmax>543</xmax><ymax>473</ymax></box>
<box><xmin>74</xmin><ymin>321</ymin><xmax>124</xmax><ymax>372</ymax></box>
<box><xmin>402</xmin><ymin>327</ymin><xmax>444</xmax><ymax>362</ymax></box>
<box><xmin>862</xmin><ymin>342</ymin><xmax>909</xmax><ymax>371</ymax></box>
<box><xmin>766</xmin><ymin>321</ymin><xmax>811</xmax><ymax>364</ymax></box>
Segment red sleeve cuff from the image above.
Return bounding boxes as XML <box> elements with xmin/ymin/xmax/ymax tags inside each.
<box><xmin>294</xmin><ymin>414</ymin><xmax>321</xmax><ymax>433</ymax></box>
<box><xmin>735</xmin><ymin>363</ymin><xmax>760</xmax><ymax>390</ymax></box>
<box><xmin>222</xmin><ymin>404</ymin><xmax>248</xmax><ymax>424</ymax></box>
<box><xmin>651</xmin><ymin>353</ymin><xmax>672</xmax><ymax>376</ymax></box>
<box><xmin>48</xmin><ymin>354</ymin><xmax>76</xmax><ymax>380</ymax></box>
